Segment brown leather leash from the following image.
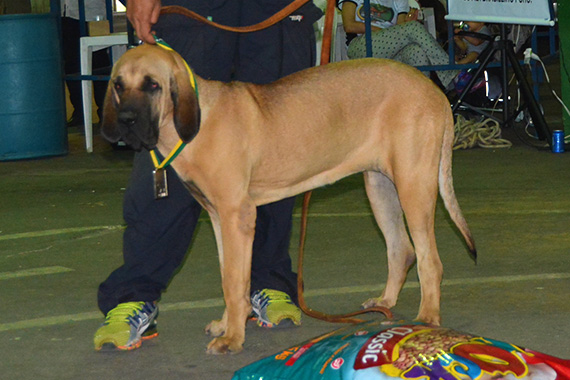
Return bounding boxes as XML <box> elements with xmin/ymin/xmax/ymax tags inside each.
<box><xmin>160</xmin><ymin>0</ymin><xmax>311</xmax><ymax>33</ymax></box>
<box><xmin>161</xmin><ymin>0</ymin><xmax>393</xmax><ymax>324</ymax></box>
<box><xmin>297</xmin><ymin>192</ymin><xmax>393</xmax><ymax>323</ymax></box>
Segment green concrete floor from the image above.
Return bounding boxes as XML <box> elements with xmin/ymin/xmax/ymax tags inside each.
<box><xmin>2</xmin><ymin>70</ymin><xmax>570</xmax><ymax>379</ymax></box>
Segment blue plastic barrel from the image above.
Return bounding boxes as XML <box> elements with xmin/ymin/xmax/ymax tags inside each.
<box><xmin>0</xmin><ymin>13</ymin><xmax>68</xmax><ymax>160</ymax></box>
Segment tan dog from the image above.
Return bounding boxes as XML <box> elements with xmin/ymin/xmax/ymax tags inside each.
<box><xmin>101</xmin><ymin>43</ymin><xmax>476</xmax><ymax>355</ymax></box>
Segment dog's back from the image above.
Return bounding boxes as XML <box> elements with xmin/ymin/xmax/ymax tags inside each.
<box><xmin>243</xmin><ymin>58</ymin><xmax>452</xmax><ymax>202</ymax></box>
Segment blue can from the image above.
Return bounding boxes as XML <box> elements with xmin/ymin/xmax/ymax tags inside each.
<box><xmin>552</xmin><ymin>130</ymin><xmax>565</xmax><ymax>153</ymax></box>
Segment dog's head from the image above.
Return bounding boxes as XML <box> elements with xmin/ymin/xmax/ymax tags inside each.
<box><xmin>101</xmin><ymin>44</ymin><xmax>201</xmax><ymax>151</ymax></box>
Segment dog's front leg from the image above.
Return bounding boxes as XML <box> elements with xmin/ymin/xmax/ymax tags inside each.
<box><xmin>205</xmin><ymin>213</ymin><xmax>227</xmax><ymax>337</ymax></box>
<box><xmin>206</xmin><ymin>201</ymin><xmax>256</xmax><ymax>355</ymax></box>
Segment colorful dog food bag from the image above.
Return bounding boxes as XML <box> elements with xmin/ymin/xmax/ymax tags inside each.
<box><xmin>232</xmin><ymin>320</ymin><xmax>570</xmax><ymax>380</ymax></box>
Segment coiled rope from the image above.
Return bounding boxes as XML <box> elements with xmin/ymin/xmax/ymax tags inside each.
<box><xmin>453</xmin><ymin>114</ymin><xmax>512</xmax><ymax>150</ymax></box>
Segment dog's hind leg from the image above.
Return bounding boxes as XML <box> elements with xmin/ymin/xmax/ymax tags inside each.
<box><xmin>394</xmin><ymin>167</ymin><xmax>442</xmax><ymax>325</ymax></box>
<box><xmin>361</xmin><ymin>171</ymin><xmax>416</xmax><ymax>311</ymax></box>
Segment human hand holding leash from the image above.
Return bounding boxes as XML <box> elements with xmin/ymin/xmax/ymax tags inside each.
<box><xmin>126</xmin><ymin>0</ymin><xmax>161</xmax><ymax>44</ymax></box>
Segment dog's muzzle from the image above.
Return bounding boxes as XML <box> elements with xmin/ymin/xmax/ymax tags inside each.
<box><xmin>117</xmin><ymin>109</ymin><xmax>138</xmax><ymax>127</ymax></box>
<box><xmin>112</xmin><ymin>102</ymin><xmax>159</xmax><ymax>151</ymax></box>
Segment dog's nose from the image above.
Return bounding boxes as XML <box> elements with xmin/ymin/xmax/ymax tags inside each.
<box><xmin>118</xmin><ymin>110</ymin><xmax>137</xmax><ymax>126</ymax></box>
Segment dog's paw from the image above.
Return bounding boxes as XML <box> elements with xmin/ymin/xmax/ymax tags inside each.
<box><xmin>205</xmin><ymin>319</ymin><xmax>226</xmax><ymax>337</ymax></box>
<box><xmin>414</xmin><ymin>313</ymin><xmax>441</xmax><ymax>326</ymax></box>
<box><xmin>361</xmin><ymin>296</ymin><xmax>391</xmax><ymax>309</ymax></box>
<box><xmin>206</xmin><ymin>336</ymin><xmax>243</xmax><ymax>355</ymax></box>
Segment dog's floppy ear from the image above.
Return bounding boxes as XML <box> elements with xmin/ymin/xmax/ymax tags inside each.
<box><xmin>170</xmin><ymin>57</ymin><xmax>201</xmax><ymax>143</ymax></box>
<box><xmin>100</xmin><ymin>79</ymin><xmax>121</xmax><ymax>143</ymax></box>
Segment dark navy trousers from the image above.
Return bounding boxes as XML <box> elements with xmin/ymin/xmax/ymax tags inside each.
<box><xmin>97</xmin><ymin>0</ymin><xmax>322</xmax><ymax>315</ymax></box>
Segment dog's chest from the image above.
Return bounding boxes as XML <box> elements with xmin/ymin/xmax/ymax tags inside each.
<box><xmin>184</xmin><ymin>180</ymin><xmax>213</xmax><ymax>211</ymax></box>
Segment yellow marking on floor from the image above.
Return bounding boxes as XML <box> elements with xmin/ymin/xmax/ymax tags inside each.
<box><xmin>0</xmin><ymin>226</ymin><xmax>123</xmax><ymax>241</ymax></box>
<box><xmin>1</xmin><ymin>272</ymin><xmax>569</xmax><ymax>333</ymax></box>
<box><xmin>1</xmin><ymin>207</ymin><xmax>564</xmax><ymax>241</ymax></box>
<box><xmin>0</xmin><ymin>266</ymin><xmax>73</xmax><ymax>281</ymax></box>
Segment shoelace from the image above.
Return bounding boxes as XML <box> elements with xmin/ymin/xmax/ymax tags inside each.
<box><xmin>104</xmin><ymin>302</ymin><xmax>147</xmax><ymax>325</ymax></box>
<box><xmin>255</xmin><ymin>290</ymin><xmax>292</xmax><ymax>307</ymax></box>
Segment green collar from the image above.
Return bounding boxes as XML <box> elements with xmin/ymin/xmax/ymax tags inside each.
<box><xmin>149</xmin><ymin>36</ymin><xmax>199</xmax><ymax>170</ymax></box>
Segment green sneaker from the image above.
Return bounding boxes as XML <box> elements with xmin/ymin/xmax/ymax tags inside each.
<box><xmin>250</xmin><ymin>289</ymin><xmax>301</xmax><ymax>328</ymax></box>
<box><xmin>94</xmin><ymin>301</ymin><xmax>158</xmax><ymax>351</ymax></box>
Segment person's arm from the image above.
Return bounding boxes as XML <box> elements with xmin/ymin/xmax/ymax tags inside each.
<box><xmin>462</xmin><ymin>34</ymin><xmax>485</xmax><ymax>46</ymax></box>
<box><xmin>396</xmin><ymin>9</ymin><xmax>418</xmax><ymax>25</ymax></box>
<box><xmin>394</xmin><ymin>0</ymin><xmax>414</xmax><ymax>25</ymax></box>
<box><xmin>456</xmin><ymin>51</ymin><xmax>478</xmax><ymax>64</ymax></box>
<box><xmin>126</xmin><ymin>0</ymin><xmax>162</xmax><ymax>44</ymax></box>
<box><xmin>454</xmin><ymin>33</ymin><xmax>468</xmax><ymax>52</ymax></box>
<box><xmin>462</xmin><ymin>23</ymin><xmax>488</xmax><ymax>46</ymax></box>
<box><xmin>340</xmin><ymin>1</ymin><xmax>381</xmax><ymax>34</ymax></box>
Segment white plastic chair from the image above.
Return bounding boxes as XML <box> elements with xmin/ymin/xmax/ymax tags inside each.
<box><xmin>79</xmin><ymin>32</ymin><xmax>128</xmax><ymax>152</ymax></box>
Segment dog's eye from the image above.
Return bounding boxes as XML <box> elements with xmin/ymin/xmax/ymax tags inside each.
<box><xmin>114</xmin><ymin>81</ymin><xmax>123</xmax><ymax>92</ymax></box>
<box><xmin>142</xmin><ymin>76</ymin><xmax>161</xmax><ymax>93</ymax></box>
<box><xmin>145</xmin><ymin>82</ymin><xmax>160</xmax><ymax>92</ymax></box>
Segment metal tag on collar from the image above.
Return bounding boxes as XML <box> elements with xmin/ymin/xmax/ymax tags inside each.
<box><xmin>153</xmin><ymin>168</ymin><xmax>169</xmax><ymax>199</ymax></box>
<box><xmin>149</xmin><ymin>141</ymin><xmax>185</xmax><ymax>200</ymax></box>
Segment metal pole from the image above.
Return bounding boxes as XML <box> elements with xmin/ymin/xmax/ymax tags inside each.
<box><xmin>78</xmin><ymin>0</ymin><xmax>87</xmax><ymax>36</ymax></box>
<box><xmin>506</xmin><ymin>40</ymin><xmax>551</xmax><ymax>143</ymax></box>
<box><xmin>364</xmin><ymin>0</ymin><xmax>372</xmax><ymax>57</ymax></box>
<box><xmin>559</xmin><ymin>0</ymin><xmax>570</xmax><ymax>136</ymax></box>
<box><xmin>500</xmin><ymin>24</ymin><xmax>510</xmax><ymax>128</ymax></box>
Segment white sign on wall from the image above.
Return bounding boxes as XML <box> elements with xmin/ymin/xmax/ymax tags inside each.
<box><xmin>445</xmin><ymin>0</ymin><xmax>554</xmax><ymax>26</ymax></box>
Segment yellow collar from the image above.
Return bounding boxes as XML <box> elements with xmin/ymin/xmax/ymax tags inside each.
<box><xmin>149</xmin><ymin>36</ymin><xmax>199</xmax><ymax>169</ymax></box>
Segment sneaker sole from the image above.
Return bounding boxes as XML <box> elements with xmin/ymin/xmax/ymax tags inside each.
<box><xmin>95</xmin><ymin>332</ymin><xmax>159</xmax><ymax>352</ymax></box>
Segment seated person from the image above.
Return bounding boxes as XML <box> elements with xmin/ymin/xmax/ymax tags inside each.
<box><xmin>451</xmin><ymin>22</ymin><xmax>495</xmax><ymax>95</ymax></box>
<box><xmin>417</xmin><ymin>0</ymin><xmax>448</xmax><ymax>42</ymax></box>
<box><xmin>338</xmin><ymin>0</ymin><xmax>458</xmax><ymax>89</ymax></box>
<box><xmin>454</xmin><ymin>21</ymin><xmax>491</xmax><ymax>64</ymax></box>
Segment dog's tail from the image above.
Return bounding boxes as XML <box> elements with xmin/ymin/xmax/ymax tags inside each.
<box><xmin>438</xmin><ymin>111</ymin><xmax>477</xmax><ymax>262</ymax></box>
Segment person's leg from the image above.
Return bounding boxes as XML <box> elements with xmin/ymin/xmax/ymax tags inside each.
<box><xmin>230</xmin><ymin>1</ymin><xmax>321</xmax><ymax>327</ymax></box>
<box><xmin>95</xmin><ymin>0</ymin><xmax>241</xmax><ymax>351</ymax></box>
<box><xmin>394</xmin><ymin>22</ymin><xmax>457</xmax><ymax>87</ymax></box>
<box><xmin>97</xmin><ymin>0</ymin><xmax>241</xmax><ymax>313</ymax></box>
<box><xmin>92</xmin><ymin>49</ymin><xmax>111</xmax><ymax>120</ymax></box>
<box><xmin>348</xmin><ymin>21</ymin><xmax>457</xmax><ymax>86</ymax></box>
<box><xmin>61</xmin><ymin>16</ymin><xmax>111</xmax><ymax>124</ymax></box>
<box><xmin>61</xmin><ymin>17</ymin><xmax>83</xmax><ymax>124</ymax></box>
<box><xmin>392</xmin><ymin>43</ymin><xmax>430</xmax><ymax>78</ymax></box>
<box><xmin>157</xmin><ymin>0</ymin><xmax>317</xmax><ymax>302</ymax></box>
<box><xmin>94</xmin><ymin>151</ymin><xmax>202</xmax><ymax>351</ymax></box>
<box><xmin>97</xmin><ymin>151</ymin><xmax>202</xmax><ymax>315</ymax></box>
<box><xmin>236</xmin><ymin>0</ymin><xmax>321</xmax><ymax>298</ymax></box>
<box><xmin>250</xmin><ymin>199</ymin><xmax>298</xmax><ymax>301</ymax></box>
